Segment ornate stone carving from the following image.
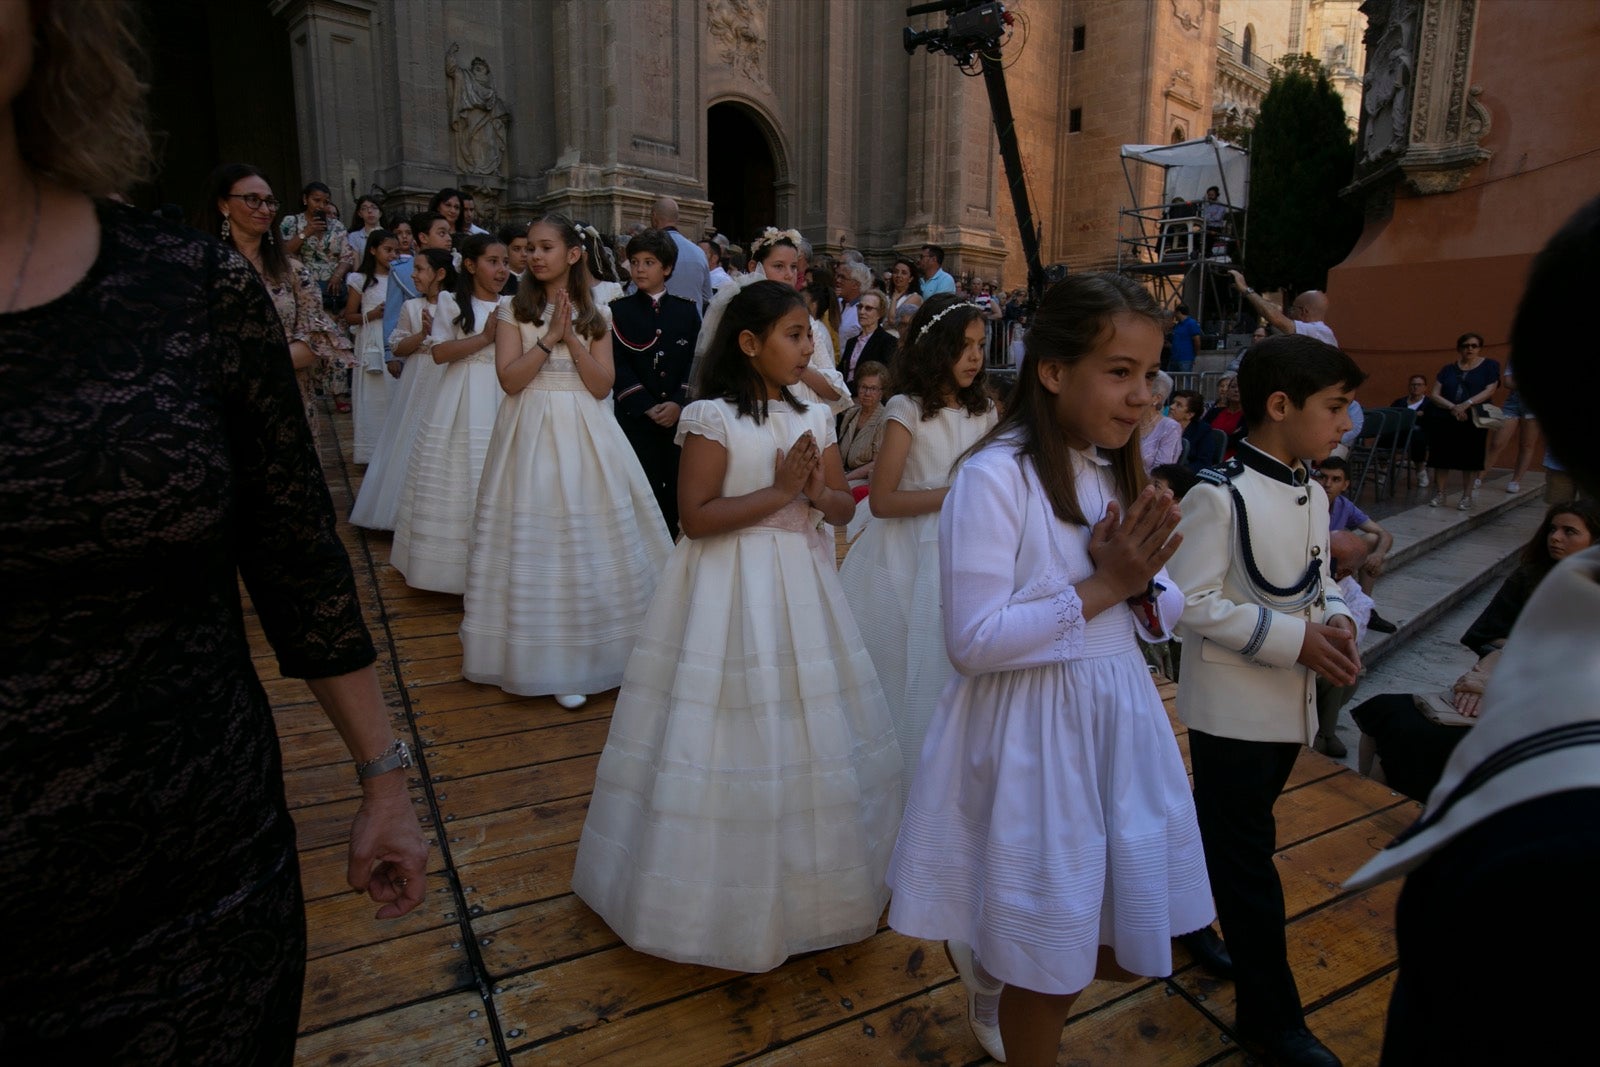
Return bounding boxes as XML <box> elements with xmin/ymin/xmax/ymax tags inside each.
<box><xmin>445</xmin><ymin>43</ymin><xmax>511</xmax><ymax>183</ymax></box>
<box><xmin>707</xmin><ymin>0</ymin><xmax>767</xmax><ymax>83</ymax></box>
<box><xmin>1348</xmin><ymin>0</ymin><xmax>1490</xmax><ymax>199</ymax></box>
<box><xmin>1358</xmin><ymin>0</ymin><xmax>1416</xmax><ymax>169</ymax></box>
<box><xmin>1170</xmin><ymin>0</ymin><xmax>1204</xmax><ymax>34</ymax></box>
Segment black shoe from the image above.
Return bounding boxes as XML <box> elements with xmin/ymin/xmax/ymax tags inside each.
<box><xmin>1177</xmin><ymin>926</ymin><xmax>1233</xmax><ymax>980</ymax></box>
<box><xmin>1368</xmin><ymin>611</ymin><xmax>1398</xmax><ymax>634</ymax></box>
<box><xmin>1236</xmin><ymin>1026</ymin><xmax>1342</xmax><ymax>1067</ymax></box>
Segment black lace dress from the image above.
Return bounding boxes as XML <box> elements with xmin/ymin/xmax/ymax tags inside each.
<box><xmin>0</xmin><ymin>203</ymin><xmax>376</xmax><ymax>1061</ymax></box>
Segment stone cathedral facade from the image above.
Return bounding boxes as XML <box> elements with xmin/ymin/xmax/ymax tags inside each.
<box><xmin>151</xmin><ymin>1</ymin><xmax>1228</xmax><ymax>286</ymax></box>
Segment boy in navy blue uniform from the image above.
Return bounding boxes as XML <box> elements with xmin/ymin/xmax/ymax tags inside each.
<box><xmin>611</xmin><ymin>228</ymin><xmax>699</xmax><ymax>537</ymax></box>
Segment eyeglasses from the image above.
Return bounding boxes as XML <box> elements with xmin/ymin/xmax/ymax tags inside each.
<box><xmin>228</xmin><ymin>193</ymin><xmax>280</xmax><ymax>212</ymax></box>
<box><xmin>1459</xmin><ymin>342</ymin><xmax>1482</xmax><ymax>349</ymax></box>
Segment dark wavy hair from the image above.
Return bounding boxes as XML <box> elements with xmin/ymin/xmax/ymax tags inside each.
<box><xmin>891</xmin><ymin>256</ymin><xmax>923</xmax><ymax>297</ymax></box>
<box><xmin>430</xmin><ymin>187</ymin><xmax>467</xmax><ymax>232</ymax></box>
<box><xmin>1522</xmin><ymin>499</ymin><xmax>1600</xmax><ymax>573</ymax></box>
<box><xmin>893</xmin><ymin>294</ymin><xmax>993</xmax><ymax>420</ymax></box>
<box><xmin>961</xmin><ymin>273</ymin><xmax>1163</xmax><ymax>527</ymax></box>
<box><xmin>509</xmin><ymin>215</ymin><xmax>605</xmax><ymax>341</ymax></box>
<box><xmin>452</xmin><ymin>234</ymin><xmax>506</xmax><ymax>333</ymax></box>
<box><xmin>413</xmin><ymin>247</ymin><xmax>456</xmax><ymax>296</ymax></box>
<box><xmin>695</xmin><ymin>281</ymin><xmax>810</xmax><ymax>423</ymax></box>
<box><xmin>205</xmin><ymin>162</ymin><xmax>288</xmax><ymax>284</ymax></box>
<box><xmin>353</xmin><ymin>229</ymin><xmax>396</xmax><ymax>281</ymax></box>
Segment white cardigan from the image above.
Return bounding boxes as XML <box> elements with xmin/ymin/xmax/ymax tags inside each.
<box><xmin>940</xmin><ymin>440</ymin><xmax>1181</xmax><ymax>675</ymax></box>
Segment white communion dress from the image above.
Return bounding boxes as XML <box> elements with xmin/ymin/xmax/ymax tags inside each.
<box><xmin>347</xmin><ymin>271</ymin><xmax>395</xmax><ymax>465</ymax></box>
<box><xmin>389</xmin><ymin>294</ymin><xmax>507</xmax><ymax>593</ymax></box>
<box><xmin>459</xmin><ymin>303</ymin><xmax>672</xmax><ymax>696</ymax></box>
<box><xmin>887</xmin><ymin>438</ymin><xmax>1214</xmax><ymax>996</ymax></box>
<box><xmin>839</xmin><ymin>394</ymin><xmax>997</xmax><ymax>803</ymax></box>
<box><xmin>350</xmin><ymin>293</ymin><xmax>454</xmax><ymax>531</ymax></box>
<box><xmin>571</xmin><ymin>396</ymin><xmax>903</xmax><ymax>972</ymax></box>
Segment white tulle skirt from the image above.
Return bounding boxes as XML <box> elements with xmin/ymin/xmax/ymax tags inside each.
<box><xmin>350</xmin><ymin>353</ymin><xmax>448</xmax><ymax>530</ymax></box>
<box><xmin>389</xmin><ymin>357</ymin><xmax>501</xmax><ymax>593</ymax></box>
<box><xmin>571</xmin><ymin>507</ymin><xmax>904</xmax><ymax>972</ymax></box>
<box><xmin>839</xmin><ymin>509</ymin><xmax>949</xmax><ymax>805</ymax></box>
<box><xmin>350</xmin><ymin>320</ymin><xmax>394</xmax><ymax>465</ymax></box>
<box><xmin>459</xmin><ymin>382</ymin><xmax>672</xmax><ymax>695</ymax></box>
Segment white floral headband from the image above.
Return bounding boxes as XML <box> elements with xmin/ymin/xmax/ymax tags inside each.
<box><xmin>751</xmin><ymin>226</ymin><xmax>803</xmax><ymax>255</ymax></box>
<box><xmin>917</xmin><ymin>301</ymin><xmax>984</xmax><ymax>341</ymax></box>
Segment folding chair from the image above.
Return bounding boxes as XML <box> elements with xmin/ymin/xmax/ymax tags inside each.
<box><xmin>1349</xmin><ymin>407</ymin><xmax>1395</xmax><ymax>502</ymax></box>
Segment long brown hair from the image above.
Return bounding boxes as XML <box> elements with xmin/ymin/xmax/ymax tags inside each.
<box><xmin>509</xmin><ymin>214</ymin><xmax>606</xmax><ymax>341</ymax></box>
<box><xmin>1521</xmin><ymin>499</ymin><xmax>1600</xmax><ymax>573</ymax></box>
<box><xmin>16</xmin><ymin>3</ymin><xmax>153</xmax><ymax>197</ymax></box>
<box><xmin>961</xmin><ymin>273</ymin><xmax>1163</xmax><ymax>526</ymax></box>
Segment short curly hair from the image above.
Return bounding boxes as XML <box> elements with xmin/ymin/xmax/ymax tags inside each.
<box><xmin>15</xmin><ymin>3</ymin><xmax>153</xmax><ymax>197</ymax></box>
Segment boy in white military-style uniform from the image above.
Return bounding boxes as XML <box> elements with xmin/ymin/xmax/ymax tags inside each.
<box><xmin>1168</xmin><ymin>333</ymin><xmax>1367</xmax><ymax>1067</ymax></box>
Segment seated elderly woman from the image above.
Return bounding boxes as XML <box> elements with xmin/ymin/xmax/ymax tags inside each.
<box><xmin>838</xmin><ymin>361</ymin><xmax>890</xmax><ymax>495</ymax></box>
<box><xmin>1139</xmin><ymin>370</ymin><xmax>1183</xmax><ymax>472</ymax></box>
<box><xmin>1350</xmin><ymin>498</ymin><xmax>1599</xmax><ymax>800</ymax></box>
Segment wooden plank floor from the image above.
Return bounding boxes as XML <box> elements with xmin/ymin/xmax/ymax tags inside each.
<box><xmin>258</xmin><ymin>407</ymin><xmax>1418</xmax><ymax>1066</ymax></box>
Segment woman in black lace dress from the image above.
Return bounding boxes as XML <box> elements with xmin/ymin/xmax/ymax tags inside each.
<box><xmin>0</xmin><ymin>6</ymin><xmax>427</xmax><ymax>1062</ymax></box>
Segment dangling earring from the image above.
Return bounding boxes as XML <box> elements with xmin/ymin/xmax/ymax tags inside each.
<box><xmin>220</xmin><ymin>216</ymin><xmax>231</xmax><ymax>241</ymax></box>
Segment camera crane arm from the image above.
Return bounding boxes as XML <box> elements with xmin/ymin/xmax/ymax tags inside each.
<box><xmin>904</xmin><ymin>0</ymin><xmax>1046</xmax><ymax>305</ymax></box>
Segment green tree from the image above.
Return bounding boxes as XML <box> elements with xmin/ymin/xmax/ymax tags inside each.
<box><xmin>1244</xmin><ymin>54</ymin><xmax>1363</xmax><ymax>295</ymax></box>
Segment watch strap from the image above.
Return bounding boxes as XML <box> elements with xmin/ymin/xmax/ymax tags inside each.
<box><xmin>356</xmin><ymin>738</ymin><xmax>413</xmax><ymax>782</ymax></box>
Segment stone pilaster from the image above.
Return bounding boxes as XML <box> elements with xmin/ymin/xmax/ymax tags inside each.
<box><xmin>270</xmin><ymin>0</ymin><xmax>381</xmax><ymax>204</ymax></box>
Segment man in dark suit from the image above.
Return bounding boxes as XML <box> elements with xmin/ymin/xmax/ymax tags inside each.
<box><xmin>838</xmin><ymin>290</ymin><xmax>896</xmax><ymax>396</ymax></box>
<box><xmin>611</xmin><ymin>228</ymin><xmax>699</xmax><ymax>537</ymax></box>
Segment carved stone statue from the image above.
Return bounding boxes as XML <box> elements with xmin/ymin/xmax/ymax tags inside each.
<box><xmin>445</xmin><ymin>43</ymin><xmax>511</xmax><ymax>181</ymax></box>
<box><xmin>1359</xmin><ymin>0</ymin><xmax>1416</xmax><ymax>168</ymax></box>
<box><xmin>707</xmin><ymin>0</ymin><xmax>767</xmax><ymax>82</ymax></box>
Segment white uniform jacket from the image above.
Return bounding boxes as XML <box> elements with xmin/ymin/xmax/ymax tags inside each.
<box><xmin>1167</xmin><ymin>442</ymin><xmax>1352</xmax><ymax>744</ymax></box>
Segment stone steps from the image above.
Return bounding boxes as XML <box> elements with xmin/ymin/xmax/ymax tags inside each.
<box><xmin>1355</xmin><ymin>470</ymin><xmax>1547</xmax><ymax>670</ymax></box>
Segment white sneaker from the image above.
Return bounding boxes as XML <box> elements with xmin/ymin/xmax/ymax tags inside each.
<box><xmin>1429</xmin><ymin>491</ymin><xmax>1444</xmax><ymax>507</ymax></box>
<box><xmin>554</xmin><ymin>694</ymin><xmax>588</xmax><ymax>710</ymax></box>
<box><xmin>946</xmin><ymin>941</ymin><xmax>1006</xmax><ymax>1062</ymax></box>
<box><xmin>1458</xmin><ymin>495</ymin><xmax>1472</xmax><ymax>511</ymax></box>
<box><xmin>1507</xmin><ymin>481</ymin><xmax>1521</xmax><ymax>494</ymax></box>
<box><xmin>1417</xmin><ymin>469</ymin><xmax>1430</xmax><ymax>488</ymax></box>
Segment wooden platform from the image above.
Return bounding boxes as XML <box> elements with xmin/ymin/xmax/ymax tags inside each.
<box><xmin>259</xmin><ymin>408</ymin><xmax>1418</xmax><ymax>1066</ymax></box>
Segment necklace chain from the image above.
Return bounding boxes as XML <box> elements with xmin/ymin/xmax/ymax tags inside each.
<box><xmin>5</xmin><ymin>180</ymin><xmax>43</xmax><ymax>314</ymax></box>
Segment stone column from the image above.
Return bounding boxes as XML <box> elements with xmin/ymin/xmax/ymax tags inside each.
<box><xmin>270</xmin><ymin>0</ymin><xmax>381</xmax><ymax>205</ymax></box>
<box><xmin>540</xmin><ymin>0</ymin><xmax>711</xmax><ymax>235</ymax></box>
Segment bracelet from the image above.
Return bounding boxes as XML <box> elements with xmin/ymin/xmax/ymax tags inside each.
<box><xmin>536</xmin><ymin>339</ymin><xmax>552</xmax><ymax>355</ymax></box>
<box><xmin>355</xmin><ymin>738</ymin><xmax>413</xmax><ymax>783</ymax></box>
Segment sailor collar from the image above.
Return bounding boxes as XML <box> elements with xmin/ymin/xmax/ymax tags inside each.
<box><xmin>1236</xmin><ymin>440</ymin><xmax>1308</xmax><ymax>487</ymax></box>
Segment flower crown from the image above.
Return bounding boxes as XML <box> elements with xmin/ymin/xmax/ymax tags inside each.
<box><xmin>751</xmin><ymin>226</ymin><xmax>803</xmax><ymax>256</ymax></box>
<box><xmin>917</xmin><ymin>301</ymin><xmax>984</xmax><ymax>341</ymax></box>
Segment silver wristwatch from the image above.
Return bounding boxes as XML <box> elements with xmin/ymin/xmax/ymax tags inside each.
<box><xmin>356</xmin><ymin>738</ymin><xmax>414</xmax><ymax>782</ymax></box>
